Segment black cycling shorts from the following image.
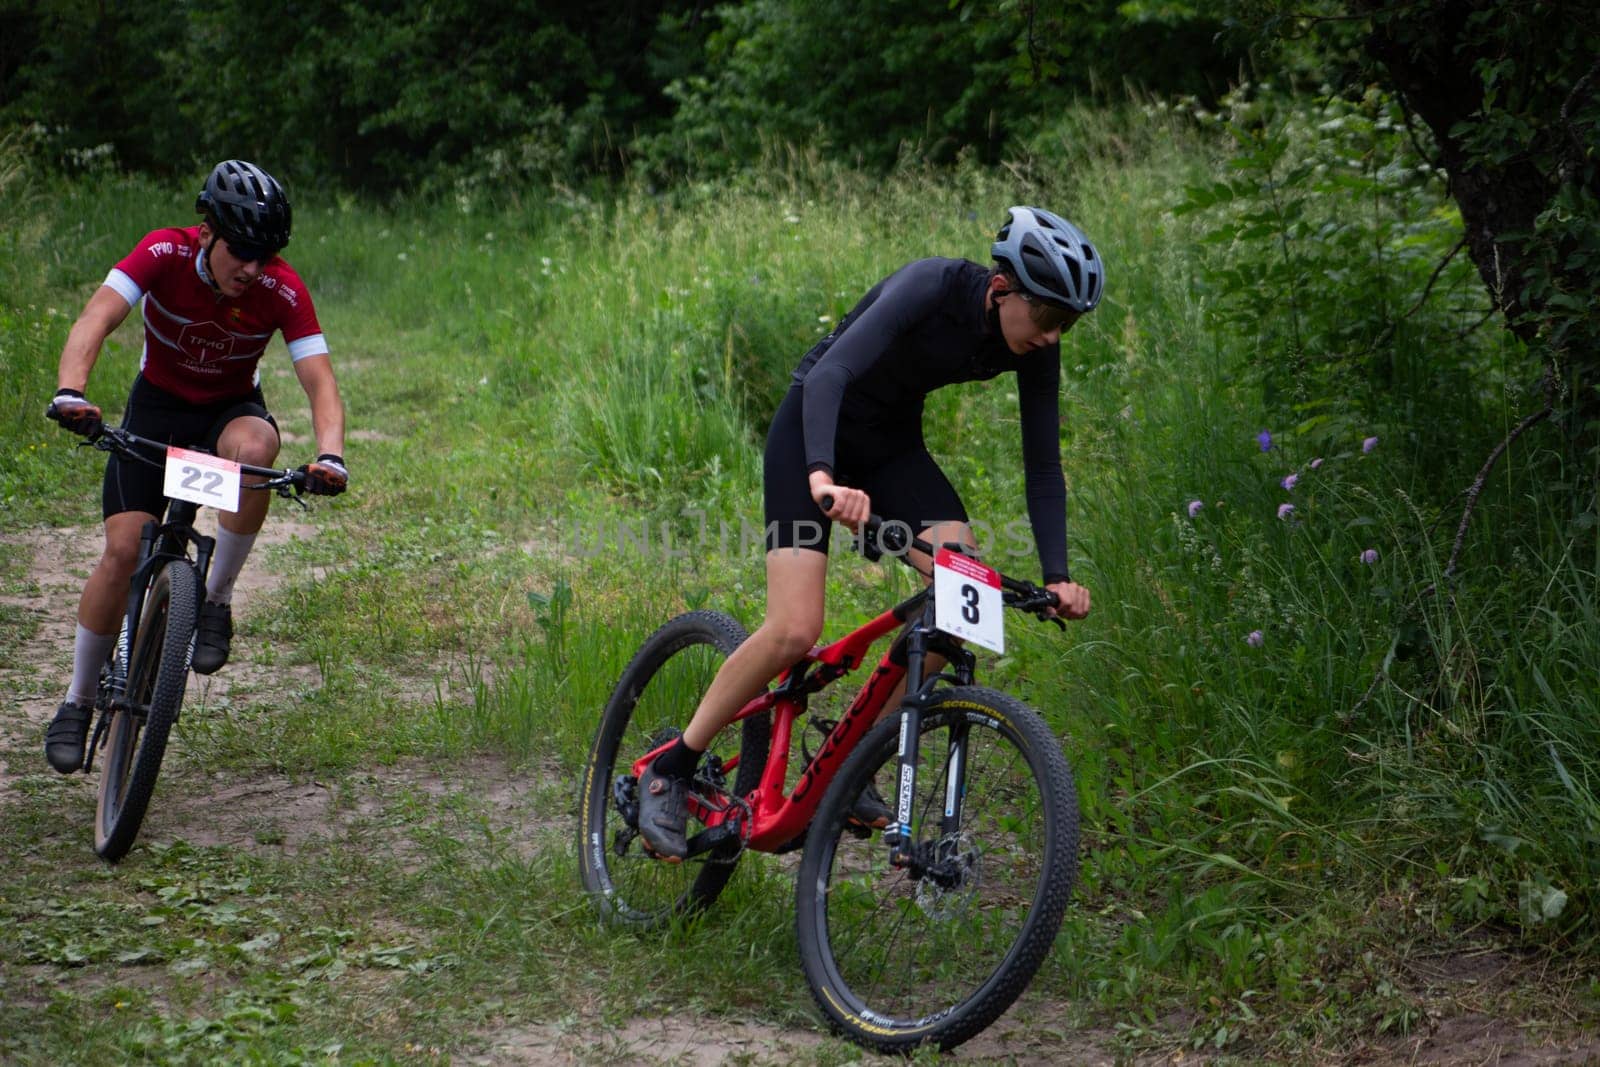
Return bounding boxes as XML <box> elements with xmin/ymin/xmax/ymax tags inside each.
<box><xmin>763</xmin><ymin>384</ymin><xmax>966</xmax><ymax>554</ymax></box>
<box><xmin>102</xmin><ymin>375</ymin><xmax>277</xmax><ymax>519</ymax></box>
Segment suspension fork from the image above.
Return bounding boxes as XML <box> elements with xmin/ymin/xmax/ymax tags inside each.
<box><xmin>884</xmin><ymin>611</ymin><xmax>941</xmax><ymax>867</ymax></box>
<box><xmin>115</xmin><ymin>520</ymin><xmax>164</xmax><ymax>685</ymax></box>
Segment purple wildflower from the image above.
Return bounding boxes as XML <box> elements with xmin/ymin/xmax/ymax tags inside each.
<box><xmin>1360</xmin><ymin>548</ymin><xmax>1379</xmax><ymax>565</ymax></box>
<box><xmin>1277</xmin><ymin>503</ymin><xmax>1295</xmax><ymax>520</ymax></box>
<box><xmin>1257</xmin><ymin>430</ymin><xmax>1273</xmax><ymax>452</ymax></box>
<box><xmin>1246</xmin><ymin>630</ymin><xmax>1264</xmax><ymax>647</ymax></box>
<box><xmin>1310</xmin><ymin>457</ymin><xmax>1324</xmax><ymax>470</ymax></box>
<box><xmin>1187</xmin><ymin>499</ymin><xmax>1204</xmax><ymax>518</ymax></box>
<box><xmin>1281</xmin><ymin>472</ymin><xmax>1299</xmax><ymax>491</ymax></box>
<box><xmin>1362</xmin><ymin>436</ymin><xmax>1379</xmax><ymax>453</ymax></box>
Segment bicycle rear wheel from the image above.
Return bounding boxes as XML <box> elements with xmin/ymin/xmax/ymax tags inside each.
<box><xmin>578</xmin><ymin>610</ymin><xmax>771</xmax><ymax>929</ymax></box>
<box><xmin>94</xmin><ymin>559</ymin><xmax>199</xmax><ymax>861</ymax></box>
<box><xmin>795</xmin><ymin>686</ymin><xmax>1079</xmax><ymax>1053</ymax></box>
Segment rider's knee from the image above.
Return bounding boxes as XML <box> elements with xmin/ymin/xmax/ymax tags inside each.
<box><xmin>217</xmin><ymin>419</ymin><xmax>280</xmax><ymax>467</ymax></box>
<box><xmin>98</xmin><ymin>535</ymin><xmax>142</xmax><ymax>577</ymax></box>
<box><xmin>761</xmin><ymin>619</ymin><xmax>823</xmax><ymax>662</ymax></box>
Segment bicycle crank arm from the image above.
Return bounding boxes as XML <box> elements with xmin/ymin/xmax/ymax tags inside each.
<box><xmin>82</xmin><ymin>708</ymin><xmax>113</xmax><ymax>775</ymax></box>
<box><xmin>685</xmin><ymin>823</ymin><xmax>742</xmax><ymax>858</ymax></box>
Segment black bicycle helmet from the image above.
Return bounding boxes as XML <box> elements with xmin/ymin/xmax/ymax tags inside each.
<box><xmin>195</xmin><ymin>159</ymin><xmax>291</xmax><ymax>254</ymax></box>
<box><xmin>991</xmin><ymin>206</ymin><xmax>1103</xmax><ymax>313</ymax></box>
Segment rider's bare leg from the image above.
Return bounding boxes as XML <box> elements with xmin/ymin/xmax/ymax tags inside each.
<box><xmin>206</xmin><ymin>415</ymin><xmax>279</xmax><ymax>603</ymax></box>
<box><xmin>681</xmin><ymin>546</ymin><xmax>829</xmax><ymax>750</ymax></box>
<box><xmin>66</xmin><ymin>510</ymin><xmax>154</xmax><ymax>703</ymax></box>
<box><xmin>213</xmin><ymin>414</ymin><xmax>279</xmax><ymax>536</ymax></box>
<box><xmin>78</xmin><ymin>511</ymin><xmax>157</xmax><ymax>636</ymax></box>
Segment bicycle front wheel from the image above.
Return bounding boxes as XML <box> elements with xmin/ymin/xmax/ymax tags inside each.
<box><xmin>578</xmin><ymin>611</ymin><xmax>771</xmax><ymax>929</ymax></box>
<box><xmin>795</xmin><ymin>686</ymin><xmax>1079</xmax><ymax>1053</ymax></box>
<box><xmin>94</xmin><ymin>559</ymin><xmax>199</xmax><ymax>861</ymax></box>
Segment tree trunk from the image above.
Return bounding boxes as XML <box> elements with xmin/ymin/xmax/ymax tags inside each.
<box><xmin>1351</xmin><ymin>0</ymin><xmax>1600</xmax><ymax>415</ymax></box>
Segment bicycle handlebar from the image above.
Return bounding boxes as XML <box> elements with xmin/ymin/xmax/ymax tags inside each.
<box><xmin>821</xmin><ymin>496</ymin><xmax>1065</xmax><ymax>627</ymax></box>
<box><xmin>85</xmin><ymin>425</ymin><xmax>307</xmax><ymax>495</ymax></box>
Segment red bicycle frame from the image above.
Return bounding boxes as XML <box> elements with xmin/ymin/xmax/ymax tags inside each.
<box><xmin>628</xmin><ymin>597</ymin><xmax>922</xmax><ymax>852</ymax></box>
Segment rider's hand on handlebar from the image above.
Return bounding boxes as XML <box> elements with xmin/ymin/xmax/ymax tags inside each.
<box><xmin>810</xmin><ymin>472</ymin><xmax>870</xmax><ymax>530</ymax></box>
<box><xmin>46</xmin><ymin>389</ymin><xmax>103</xmax><ymax>438</ymax></box>
<box><xmin>298</xmin><ymin>453</ymin><xmax>348</xmax><ymax>496</ymax></box>
<box><xmin>1045</xmin><ymin>579</ymin><xmax>1090</xmax><ymax>621</ymax></box>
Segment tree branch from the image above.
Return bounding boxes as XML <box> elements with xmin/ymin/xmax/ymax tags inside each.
<box><xmin>1405</xmin><ymin>234</ymin><xmax>1467</xmax><ymax>319</ymax></box>
<box><xmin>1559</xmin><ymin>57</ymin><xmax>1600</xmax><ymax>179</ymax></box>
<box><xmin>1441</xmin><ymin>402</ymin><xmax>1553</xmax><ymax>581</ymax></box>
<box><xmin>1344</xmin><ymin>400</ymin><xmax>1552</xmax><ymax>723</ymax></box>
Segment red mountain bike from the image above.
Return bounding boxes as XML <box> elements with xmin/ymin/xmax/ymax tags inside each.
<box><xmin>578</xmin><ymin>515</ymin><xmax>1080</xmax><ymax>1053</ymax></box>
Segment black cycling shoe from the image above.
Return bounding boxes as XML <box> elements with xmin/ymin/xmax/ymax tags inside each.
<box><xmin>848</xmin><ymin>780</ymin><xmax>893</xmax><ymax>830</ymax></box>
<box><xmin>636</xmin><ymin>766</ymin><xmax>690</xmax><ymax>862</ymax></box>
<box><xmin>44</xmin><ymin>701</ymin><xmax>93</xmax><ymax>774</ymax></box>
<box><xmin>192</xmin><ymin>601</ymin><xmax>233</xmax><ymax>675</ymax></box>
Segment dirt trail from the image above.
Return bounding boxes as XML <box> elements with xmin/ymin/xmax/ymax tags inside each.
<box><xmin>0</xmin><ymin>513</ymin><xmax>316</xmax><ymax>807</ymax></box>
<box><xmin>4</xmin><ymin>523</ymin><xmax>1599</xmax><ymax>1065</ymax></box>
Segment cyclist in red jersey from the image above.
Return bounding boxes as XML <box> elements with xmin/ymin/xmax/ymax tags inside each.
<box><xmin>635</xmin><ymin>206</ymin><xmax>1105</xmax><ymax>860</ymax></box>
<box><xmin>43</xmin><ymin>160</ymin><xmax>348</xmax><ymax>774</ymax></box>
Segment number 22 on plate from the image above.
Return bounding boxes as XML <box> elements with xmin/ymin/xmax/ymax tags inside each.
<box><xmin>162</xmin><ymin>446</ymin><xmax>242</xmax><ymax>513</ymax></box>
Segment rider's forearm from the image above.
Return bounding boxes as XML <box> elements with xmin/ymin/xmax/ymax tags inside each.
<box><xmin>309</xmin><ymin>393</ymin><xmax>345</xmax><ymax>458</ymax></box>
<box><xmin>57</xmin><ymin>286</ymin><xmax>133</xmax><ymax>393</ymax></box>
<box><xmin>296</xmin><ymin>356</ymin><xmax>346</xmax><ymax>458</ymax></box>
<box><xmin>57</xmin><ymin>311</ymin><xmax>114</xmax><ymax>392</ymax></box>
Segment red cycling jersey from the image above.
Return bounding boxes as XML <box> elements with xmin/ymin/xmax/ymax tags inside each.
<box><xmin>103</xmin><ymin>226</ymin><xmax>328</xmax><ymax>405</ymax></box>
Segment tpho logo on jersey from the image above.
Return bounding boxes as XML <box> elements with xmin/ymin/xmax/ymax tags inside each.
<box><xmin>177</xmin><ymin>321</ymin><xmax>236</xmax><ymax>365</ymax></box>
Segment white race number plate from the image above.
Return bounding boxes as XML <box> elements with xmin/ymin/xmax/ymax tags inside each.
<box><xmin>162</xmin><ymin>447</ymin><xmax>242</xmax><ymax>513</ymax></box>
<box><xmin>933</xmin><ymin>548</ymin><xmax>1004</xmax><ymax>653</ymax></box>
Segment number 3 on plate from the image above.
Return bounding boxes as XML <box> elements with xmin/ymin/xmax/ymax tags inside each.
<box><xmin>933</xmin><ymin>548</ymin><xmax>1004</xmax><ymax>653</ymax></box>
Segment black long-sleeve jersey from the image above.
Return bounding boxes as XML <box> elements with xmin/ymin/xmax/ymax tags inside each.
<box><xmin>792</xmin><ymin>257</ymin><xmax>1070</xmax><ymax>582</ymax></box>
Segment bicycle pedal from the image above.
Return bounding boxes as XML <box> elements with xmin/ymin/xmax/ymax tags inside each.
<box><xmin>639</xmin><ymin>841</ymin><xmax>683</xmax><ymax>865</ymax></box>
<box><xmin>844</xmin><ymin>823</ymin><xmax>874</xmax><ymax>841</ymax></box>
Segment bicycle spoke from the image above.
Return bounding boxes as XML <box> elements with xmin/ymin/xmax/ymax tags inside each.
<box><xmin>798</xmin><ymin>689</ymin><xmax>1078</xmax><ymax>1052</ymax></box>
<box><xmin>579</xmin><ymin>612</ymin><xmax>771</xmax><ymax>928</ymax></box>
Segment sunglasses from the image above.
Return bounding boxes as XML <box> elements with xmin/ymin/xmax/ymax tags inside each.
<box><xmin>225</xmin><ymin>239</ymin><xmax>276</xmax><ymax>264</ymax></box>
<box><xmin>1010</xmin><ymin>289</ymin><xmax>1081</xmax><ymax>333</ymax></box>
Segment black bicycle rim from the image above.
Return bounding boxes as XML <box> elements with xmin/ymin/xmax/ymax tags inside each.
<box><xmin>796</xmin><ymin>688</ymin><xmax>1079</xmax><ymax>1052</ymax></box>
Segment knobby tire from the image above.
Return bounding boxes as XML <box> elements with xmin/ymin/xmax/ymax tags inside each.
<box><xmin>794</xmin><ymin>686</ymin><xmax>1079</xmax><ymax>1053</ymax></box>
<box><xmin>94</xmin><ymin>559</ymin><xmax>198</xmax><ymax>861</ymax></box>
<box><xmin>578</xmin><ymin>611</ymin><xmax>771</xmax><ymax>929</ymax></box>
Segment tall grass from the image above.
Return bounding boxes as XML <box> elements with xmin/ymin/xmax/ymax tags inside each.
<box><xmin>3</xmin><ymin>97</ymin><xmax>1597</xmax><ymax>1051</ymax></box>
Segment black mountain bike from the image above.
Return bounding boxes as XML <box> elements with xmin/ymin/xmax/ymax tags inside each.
<box><xmin>76</xmin><ymin>426</ymin><xmax>307</xmax><ymax>861</ymax></box>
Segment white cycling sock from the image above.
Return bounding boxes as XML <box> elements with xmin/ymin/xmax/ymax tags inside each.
<box><xmin>68</xmin><ymin>624</ymin><xmax>116</xmax><ymax>706</ymax></box>
<box><xmin>206</xmin><ymin>525</ymin><xmax>257</xmax><ymax>606</ymax></box>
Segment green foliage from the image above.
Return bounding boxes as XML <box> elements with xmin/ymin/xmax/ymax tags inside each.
<box><xmin>638</xmin><ymin>0</ymin><xmax>1018</xmax><ymax>174</ymax></box>
<box><xmin>4</xmin><ymin>94</ymin><xmax>1600</xmax><ymax>1059</ymax></box>
<box><xmin>1173</xmin><ymin>85</ymin><xmax>1503</xmax><ymax>454</ymax></box>
<box><xmin>0</xmin><ymin>1</ymin><xmax>1243</xmax><ymax>192</ymax></box>
<box><xmin>1288</xmin><ymin>0</ymin><xmax>1600</xmax><ymax>424</ymax></box>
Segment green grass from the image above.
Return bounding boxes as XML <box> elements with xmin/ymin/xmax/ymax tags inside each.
<box><xmin>3</xmin><ymin>103</ymin><xmax>1599</xmax><ymax>1063</ymax></box>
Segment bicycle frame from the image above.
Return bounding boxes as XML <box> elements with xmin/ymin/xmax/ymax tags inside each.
<box><xmin>97</xmin><ymin>499</ymin><xmax>213</xmax><ymax>744</ymax></box>
<box><xmin>628</xmin><ymin>546</ymin><xmax>997</xmax><ymax>864</ymax></box>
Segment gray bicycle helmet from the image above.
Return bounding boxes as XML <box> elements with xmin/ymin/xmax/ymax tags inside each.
<box><xmin>991</xmin><ymin>206</ymin><xmax>1103</xmax><ymax>312</ymax></box>
<box><xmin>195</xmin><ymin>160</ymin><xmax>291</xmax><ymax>254</ymax></box>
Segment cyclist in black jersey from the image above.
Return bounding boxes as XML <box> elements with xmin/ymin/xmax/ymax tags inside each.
<box><xmin>636</xmin><ymin>206</ymin><xmax>1105</xmax><ymax>861</ymax></box>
